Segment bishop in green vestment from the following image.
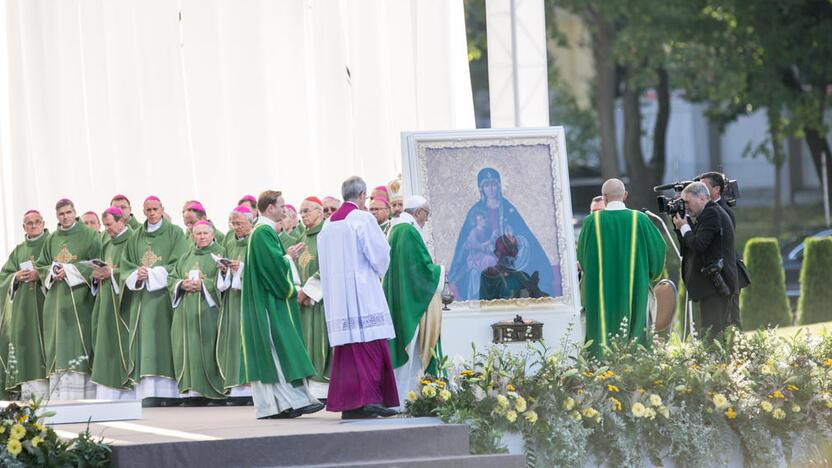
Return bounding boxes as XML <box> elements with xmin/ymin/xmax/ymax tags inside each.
<box><xmin>89</xmin><ymin>208</ymin><xmax>133</xmax><ymax>397</ymax></box>
<box><xmin>577</xmin><ymin>180</ymin><xmax>666</xmax><ymax>358</ymax></box>
<box><xmin>278</xmin><ymin>205</ymin><xmax>305</xmax><ymax>249</ymax></box>
<box><xmin>218</xmin><ymin>205</ymin><xmax>255</xmax><ymax>399</ymax></box>
<box><xmin>183</xmin><ymin>201</ymin><xmax>225</xmax><ymax>245</ymax></box>
<box><xmin>169</xmin><ymin>222</ymin><xmax>228</xmax><ymax>400</ymax></box>
<box><xmin>295</xmin><ymin>197</ymin><xmax>331</xmax><ymax>399</ymax></box>
<box><xmin>241</xmin><ymin>191</ymin><xmax>321</xmax><ymax>419</ymax></box>
<box><xmin>110</xmin><ymin>194</ymin><xmax>142</xmax><ymax>231</ymax></box>
<box><xmin>383</xmin><ymin>197</ymin><xmax>444</xmax><ymax>407</ymax></box>
<box><xmin>0</xmin><ymin>211</ymin><xmax>48</xmax><ymax>399</ymax></box>
<box><xmin>36</xmin><ymin>199</ymin><xmax>102</xmax><ymax>399</ymax></box>
<box><xmin>120</xmin><ymin>196</ymin><xmax>190</xmax><ymax>404</ymax></box>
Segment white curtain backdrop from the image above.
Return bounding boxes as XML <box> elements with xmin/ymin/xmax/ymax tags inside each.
<box><xmin>0</xmin><ymin>0</ymin><xmax>474</xmax><ymax>255</ymax></box>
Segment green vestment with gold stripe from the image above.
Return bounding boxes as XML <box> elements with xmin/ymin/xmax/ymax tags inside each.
<box><xmin>577</xmin><ymin>208</ymin><xmax>666</xmax><ymax>358</ymax></box>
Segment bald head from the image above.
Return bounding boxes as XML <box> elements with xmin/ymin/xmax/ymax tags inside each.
<box><xmin>601</xmin><ymin>178</ymin><xmax>627</xmax><ymax>203</ymax></box>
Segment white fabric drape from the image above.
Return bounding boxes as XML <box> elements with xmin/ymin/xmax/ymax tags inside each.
<box><xmin>0</xmin><ymin>0</ymin><xmax>474</xmax><ymax>255</ymax></box>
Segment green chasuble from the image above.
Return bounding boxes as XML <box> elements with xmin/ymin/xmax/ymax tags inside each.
<box><xmin>0</xmin><ymin>232</ymin><xmax>48</xmax><ymax>392</ymax></box>
<box><xmin>120</xmin><ymin>219</ymin><xmax>190</xmax><ymax>381</ymax></box>
<box><xmin>241</xmin><ymin>222</ymin><xmax>315</xmax><ymax>385</ymax></box>
<box><xmin>296</xmin><ymin>221</ymin><xmax>330</xmax><ymax>382</ymax></box>
<box><xmin>384</xmin><ymin>222</ymin><xmax>442</xmax><ymax>371</ymax></box>
<box><xmin>278</xmin><ymin>224</ymin><xmax>304</xmax><ymax>249</ymax></box>
<box><xmin>577</xmin><ymin>208</ymin><xmax>666</xmax><ymax>358</ymax></box>
<box><xmin>36</xmin><ymin>222</ymin><xmax>102</xmax><ymax>376</ymax></box>
<box><xmin>168</xmin><ymin>242</ymin><xmax>226</xmax><ymax>398</ymax></box>
<box><xmin>217</xmin><ymin>233</ymin><xmax>248</xmax><ymax>389</ymax></box>
<box><xmin>127</xmin><ymin>215</ymin><xmax>141</xmax><ymax>231</ymax></box>
<box><xmin>90</xmin><ymin>227</ymin><xmax>133</xmax><ymax>389</ymax></box>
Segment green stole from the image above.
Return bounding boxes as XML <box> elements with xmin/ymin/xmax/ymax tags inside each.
<box><xmin>168</xmin><ymin>242</ymin><xmax>226</xmax><ymax>398</ymax></box>
<box><xmin>120</xmin><ymin>219</ymin><xmax>189</xmax><ymax>381</ymax></box>
<box><xmin>577</xmin><ymin>208</ymin><xmax>666</xmax><ymax>358</ymax></box>
<box><xmin>36</xmin><ymin>222</ymin><xmax>102</xmax><ymax>375</ymax></box>
<box><xmin>0</xmin><ymin>232</ymin><xmax>49</xmax><ymax>394</ymax></box>
<box><xmin>90</xmin><ymin>227</ymin><xmax>133</xmax><ymax>389</ymax></box>
<box><xmin>218</xmin><ymin>233</ymin><xmax>248</xmax><ymax>389</ymax></box>
<box><xmin>297</xmin><ymin>221</ymin><xmax>330</xmax><ymax>382</ymax></box>
<box><xmin>241</xmin><ymin>222</ymin><xmax>315</xmax><ymax>385</ymax></box>
<box><xmin>383</xmin><ymin>222</ymin><xmax>442</xmax><ymax>370</ymax></box>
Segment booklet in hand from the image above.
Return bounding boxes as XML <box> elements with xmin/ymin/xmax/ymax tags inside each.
<box><xmin>80</xmin><ymin>259</ymin><xmax>108</xmax><ymax>268</ymax></box>
<box><xmin>210</xmin><ymin>253</ymin><xmax>233</xmax><ymax>267</ymax></box>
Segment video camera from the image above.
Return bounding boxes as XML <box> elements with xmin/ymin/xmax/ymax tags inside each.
<box><xmin>653</xmin><ymin>173</ymin><xmax>740</xmax><ymax>217</ymax></box>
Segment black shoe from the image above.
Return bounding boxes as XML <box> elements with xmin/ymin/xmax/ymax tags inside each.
<box><xmin>273</xmin><ymin>407</ymin><xmax>303</xmax><ymax>419</ymax></box>
<box><xmin>363</xmin><ymin>404</ymin><xmax>398</xmax><ymax>417</ymax></box>
<box><xmin>341</xmin><ymin>408</ymin><xmax>377</xmax><ymax>420</ymax></box>
<box><xmin>183</xmin><ymin>397</ymin><xmax>208</xmax><ymax>407</ymax></box>
<box><xmin>159</xmin><ymin>397</ymin><xmax>183</xmax><ymax>407</ymax></box>
<box><xmin>226</xmin><ymin>396</ymin><xmax>252</xmax><ymax>406</ymax></box>
<box><xmin>300</xmin><ymin>402</ymin><xmax>325</xmax><ymax>415</ymax></box>
<box><xmin>142</xmin><ymin>397</ymin><xmax>162</xmax><ymax>408</ymax></box>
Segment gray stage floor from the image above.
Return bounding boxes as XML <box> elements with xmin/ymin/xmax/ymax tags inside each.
<box><xmin>52</xmin><ymin>406</ymin><xmax>444</xmax><ymax>446</ymax></box>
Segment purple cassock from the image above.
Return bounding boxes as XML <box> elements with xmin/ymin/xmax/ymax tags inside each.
<box><xmin>319</xmin><ymin>201</ymin><xmax>399</xmax><ymax>412</ymax></box>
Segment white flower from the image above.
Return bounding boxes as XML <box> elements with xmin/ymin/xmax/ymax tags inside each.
<box><xmin>406</xmin><ymin>391</ymin><xmax>418</xmax><ymax>402</ymax></box>
<box><xmin>471</xmin><ymin>386</ymin><xmax>486</xmax><ymax>401</ymax></box>
<box><xmin>644</xmin><ymin>407</ymin><xmax>656</xmax><ymax>420</ymax></box>
<box><xmin>631</xmin><ymin>402</ymin><xmax>646</xmax><ymax>418</ymax></box>
<box><xmin>649</xmin><ymin>394</ymin><xmax>662</xmax><ymax>407</ymax></box>
<box><xmin>712</xmin><ymin>393</ymin><xmax>730</xmax><ymax>410</ymax></box>
<box><xmin>514</xmin><ymin>396</ymin><xmax>527</xmax><ymax>412</ymax></box>
<box><xmin>658</xmin><ymin>406</ymin><xmax>670</xmax><ymax>418</ymax></box>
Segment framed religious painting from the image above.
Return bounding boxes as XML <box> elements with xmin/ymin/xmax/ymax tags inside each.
<box><xmin>401</xmin><ymin>127</ymin><xmax>582</xmax><ymax>357</ymax></box>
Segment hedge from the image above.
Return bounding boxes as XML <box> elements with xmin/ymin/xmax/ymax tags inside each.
<box><xmin>740</xmin><ymin>238</ymin><xmax>791</xmax><ymax>330</ymax></box>
<box><xmin>797</xmin><ymin>237</ymin><xmax>832</xmax><ymax>325</ymax></box>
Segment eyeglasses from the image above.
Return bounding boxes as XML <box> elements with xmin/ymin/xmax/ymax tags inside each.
<box><xmin>323</xmin><ymin>207</ymin><xmax>337</xmax><ymax>213</ymax></box>
<box><xmin>24</xmin><ymin>221</ymin><xmax>43</xmax><ymax>227</ymax></box>
<box><xmin>369</xmin><ymin>207</ymin><xmax>388</xmax><ymax>212</ymax></box>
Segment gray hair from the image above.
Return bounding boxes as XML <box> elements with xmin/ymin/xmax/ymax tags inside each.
<box><xmin>229</xmin><ymin>209</ymin><xmax>254</xmax><ymax>221</ymax></box>
<box><xmin>601</xmin><ymin>178</ymin><xmax>626</xmax><ymax>200</ymax></box>
<box><xmin>341</xmin><ymin>176</ymin><xmax>367</xmax><ymax>202</ymax></box>
<box><xmin>682</xmin><ymin>181</ymin><xmax>710</xmax><ymax>199</ymax></box>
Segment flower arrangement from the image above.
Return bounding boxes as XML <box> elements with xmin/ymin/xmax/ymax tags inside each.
<box><xmin>0</xmin><ymin>398</ymin><xmax>111</xmax><ymax>467</ymax></box>
<box><xmin>407</xmin><ymin>326</ymin><xmax>832</xmax><ymax>467</ymax></box>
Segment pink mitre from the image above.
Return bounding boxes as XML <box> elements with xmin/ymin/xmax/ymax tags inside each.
<box><xmin>233</xmin><ymin>205</ymin><xmax>252</xmax><ymax>214</ymax></box>
<box><xmin>193</xmin><ymin>220</ymin><xmax>212</xmax><ymax>228</ymax></box>
<box><xmin>284</xmin><ymin>204</ymin><xmax>297</xmax><ymax>214</ymax></box>
<box><xmin>23</xmin><ymin>209</ymin><xmax>40</xmax><ymax>217</ymax></box>
<box><xmin>144</xmin><ymin>195</ymin><xmax>161</xmax><ymax>203</ymax></box>
<box><xmin>372</xmin><ymin>196</ymin><xmax>390</xmax><ymax>207</ymax></box>
<box><xmin>103</xmin><ymin>207</ymin><xmax>123</xmax><ymax>217</ymax></box>
<box><xmin>239</xmin><ymin>194</ymin><xmax>256</xmax><ymax>204</ymax></box>
<box><xmin>187</xmin><ymin>201</ymin><xmax>206</xmax><ymax>213</ymax></box>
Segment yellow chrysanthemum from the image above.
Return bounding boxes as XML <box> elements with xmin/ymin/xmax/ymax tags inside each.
<box><xmin>514</xmin><ymin>396</ymin><xmax>527</xmax><ymax>412</ymax></box>
<box><xmin>439</xmin><ymin>389</ymin><xmax>452</xmax><ymax>401</ymax></box>
<box><xmin>772</xmin><ymin>408</ymin><xmax>786</xmax><ymax>420</ymax></box>
<box><xmin>0</xmin><ymin>425</ymin><xmax>5</xmax><ymax>434</ymax></box>
<box><xmin>506</xmin><ymin>384</ymin><xmax>516</xmax><ymax>392</ymax></box>
<box><xmin>581</xmin><ymin>370</ymin><xmax>594</xmax><ymax>378</ymax></box>
<box><xmin>6</xmin><ymin>438</ymin><xmax>21</xmax><ymax>457</ymax></box>
<box><xmin>422</xmin><ymin>385</ymin><xmax>437</xmax><ymax>398</ymax></box>
<box><xmin>460</xmin><ymin>370</ymin><xmax>474</xmax><ymax>377</ymax></box>
<box><xmin>824</xmin><ymin>358</ymin><xmax>832</xmax><ymax>367</ymax></box>
<box><xmin>712</xmin><ymin>393</ymin><xmax>730</xmax><ymax>410</ymax></box>
<box><xmin>562</xmin><ymin>397</ymin><xmax>575</xmax><ymax>411</ymax></box>
<box><xmin>505</xmin><ymin>410</ymin><xmax>518</xmax><ymax>423</ymax></box>
<box><xmin>652</xmin><ymin>379</ymin><xmax>663</xmax><ymax>386</ymax></box>
<box><xmin>760</xmin><ymin>401</ymin><xmax>774</xmax><ymax>412</ymax></box>
<box><xmin>787</xmin><ymin>384</ymin><xmax>799</xmax><ymax>392</ymax></box>
<box><xmin>769</xmin><ymin>390</ymin><xmax>785</xmax><ymax>399</ymax></box>
<box><xmin>581</xmin><ymin>407</ymin><xmax>599</xmax><ymax>419</ymax></box>
<box><xmin>34</xmin><ymin>423</ymin><xmax>45</xmax><ymax>432</ymax></box>
<box><xmin>568</xmin><ymin>410</ymin><xmax>582</xmax><ymax>421</ymax></box>
<box><xmin>407</xmin><ymin>391</ymin><xmax>418</xmax><ymax>402</ymax></box>
<box><xmin>9</xmin><ymin>424</ymin><xmax>26</xmax><ymax>441</ymax></box>
<box><xmin>631</xmin><ymin>402</ymin><xmax>646</xmax><ymax>418</ymax></box>
<box><xmin>610</xmin><ymin>397</ymin><xmax>622</xmax><ymax>412</ymax></box>
<box><xmin>437</xmin><ymin>381</ymin><xmax>446</xmax><ymax>389</ymax></box>
<box><xmin>420</xmin><ymin>379</ymin><xmax>431</xmax><ymax>386</ymax></box>
<box><xmin>496</xmin><ymin>395</ymin><xmax>509</xmax><ymax>409</ymax></box>
<box><xmin>524</xmin><ymin>410</ymin><xmax>538</xmax><ymax>424</ymax></box>
<box><xmin>31</xmin><ymin>436</ymin><xmax>43</xmax><ymax>448</ymax></box>
<box><xmin>658</xmin><ymin>406</ymin><xmax>670</xmax><ymax>419</ymax></box>
<box><xmin>607</xmin><ymin>384</ymin><xmax>620</xmax><ymax>393</ymax></box>
<box><xmin>791</xmin><ymin>405</ymin><xmax>801</xmax><ymax>413</ymax></box>
<box><xmin>725</xmin><ymin>408</ymin><xmax>737</xmax><ymax>419</ymax></box>
<box><xmin>649</xmin><ymin>394</ymin><xmax>662</xmax><ymax>407</ymax></box>
<box><xmin>644</xmin><ymin>407</ymin><xmax>656</xmax><ymax>420</ymax></box>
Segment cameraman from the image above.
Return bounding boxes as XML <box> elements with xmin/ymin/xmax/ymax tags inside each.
<box><xmin>696</xmin><ymin>171</ymin><xmax>735</xmax><ymax>226</ymax></box>
<box><xmin>672</xmin><ymin>182</ymin><xmax>739</xmax><ymax>336</ymax></box>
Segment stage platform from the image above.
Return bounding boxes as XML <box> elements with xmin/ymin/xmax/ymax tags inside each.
<box><xmin>52</xmin><ymin>406</ymin><xmax>525</xmax><ymax>467</ymax></box>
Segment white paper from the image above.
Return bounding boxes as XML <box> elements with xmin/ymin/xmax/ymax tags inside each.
<box><xmin>188</xmin><ymin>270</ymin><xmax>200</xmax><ymax>281</ymax></box>
<box><xmin>80</xmin><ymin>259</ymin><xmax>107</xmax><ymax>268</ymax></box>
<box><xmin>302</xmin><ymin>276</ymin><xmax>323</xmax><ymax>303</ymax></box>
<box><xmin>18</xmin><ymin>260</ymin><xmax>33</xmax><ymax>271</ymax></box>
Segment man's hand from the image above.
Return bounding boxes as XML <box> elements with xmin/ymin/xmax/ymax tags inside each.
<box><xmin>230</xmin><ymin>260</ymin><xmax>240</xmax><ymax>273</ymax></box>
<box><xmin>16</xmin><ymin>269</ymin><xmax>37</xmax><ymax>283</ymax></box>
<box><xmin>136</xmin><ymin>266</ymin><xmax>149</xmax><ymax>281</ymax></box>
<box><xmin>217</xmin><ymin>263</ymin><xmax>228</xmax><ymax>274</ymax></box>
<box><xmin>298</xmin><ymin>289</ymin><xmax>309</xmax><ymax>306</ymax></box>
<box><xmin>672</xmin><ymin>213</ymin><xmax>688</xmax><ymax>231</ymax></box>
<box><xmin>287</xmin><ymin>243</ymin><xmax>305</xmax><ymax>260</ymax></box>
<box><xmin>52</xmin><ymin>265</ymin><xmax>66</xmax><ymax>281</ymax></box>
<box><xmin>92</xmin><ymin>266</ymin><xmax>111</xmax><ymax>281</ymax></box>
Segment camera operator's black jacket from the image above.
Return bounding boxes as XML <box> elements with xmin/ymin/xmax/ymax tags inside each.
<box><xmin>716</xmin><ymin>197</ymin><xmax>736</xmax><ymax>227</ymax></box>
<box><xmin>677</xmin><ymin>201</ymin><xmax>739</xmax><ymax>300</ymax></box>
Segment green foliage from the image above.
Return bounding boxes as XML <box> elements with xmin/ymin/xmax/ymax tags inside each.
<box><xmin>416</xmin><ymin>329</ymin><xmax>832</xmax><ymax>466</ymax></box>
<box><xmin>740</xmin><ymin>238</ymin><xmax>792</xmax><ymax>330</ymax></box>
<box><xmin>797</xmin><ymin>237</ymin><xmax>832</xmax><ymax>325</ymax></box>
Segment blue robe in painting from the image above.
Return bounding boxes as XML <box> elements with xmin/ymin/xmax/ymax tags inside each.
<box><xmin>448</xmin><ymin>167</ymin><xmax>561</xmax><ymax>301</ymax></box>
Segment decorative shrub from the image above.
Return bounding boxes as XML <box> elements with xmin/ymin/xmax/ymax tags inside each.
<box><xmin>740</xmin><ymin>238</ymin><xmax>791</xmax><ymax>330</ymax></box>
<box><xmin>797</xmin><ymin>237</ymin><xmax>832</xmax><ymax>325</ymax></box>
